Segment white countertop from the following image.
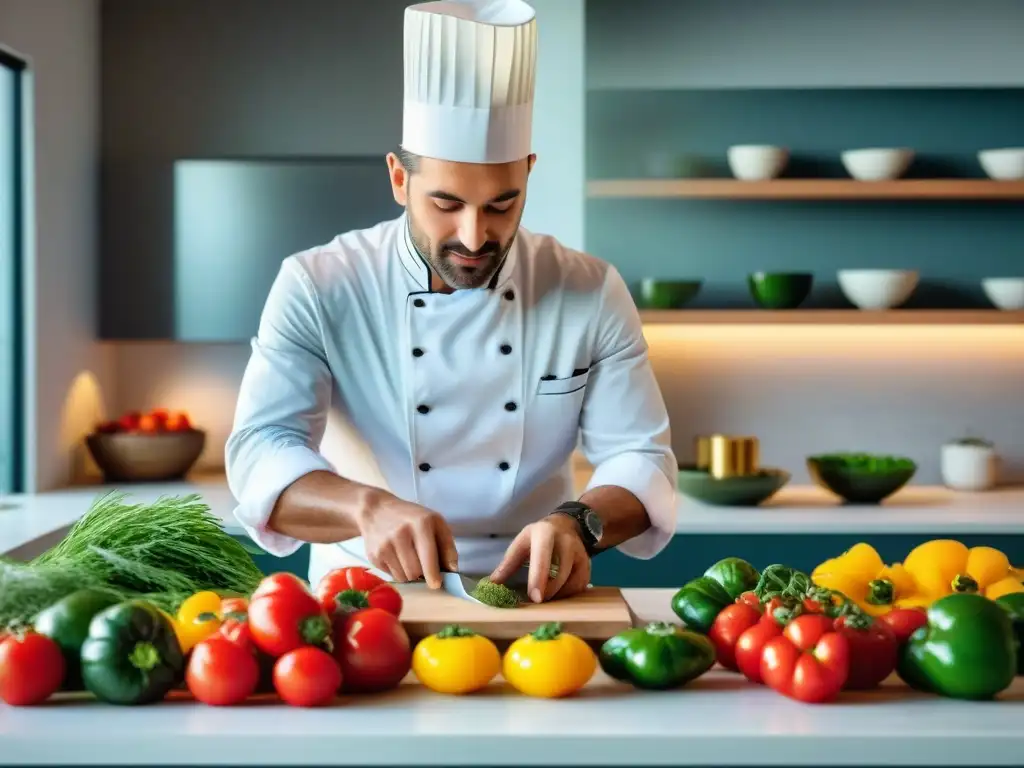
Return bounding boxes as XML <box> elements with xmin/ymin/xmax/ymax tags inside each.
<box><xmin>0</xmin><ymin>589</ymin><xmax>1022</xmax><ymax>766</ymax></box>
<box><xmin>4</xmin><ymin>476</ymin><xmax>1024</xmax><ymax>558</ymax></box>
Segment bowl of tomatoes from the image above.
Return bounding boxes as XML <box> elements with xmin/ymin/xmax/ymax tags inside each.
<box><xmin>86</xmin><ymin>408</ymin><xmax>205</xmax><ymax>482</ymax></box>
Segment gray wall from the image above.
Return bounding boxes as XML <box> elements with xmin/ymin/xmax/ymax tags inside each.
<box><xmin>99</xmin><ymin>0</ymin><xmax>410</xmax><ymax>339</ymax></box>
<box><xmin>0</xmin><ymin>0</ymin><xmax>115</xmax><ymax>492</ymax></box>
<box><xmin>588</xmin><ymin>0</ymin><xmax>1024</xmax><ymax>89</ymax></box>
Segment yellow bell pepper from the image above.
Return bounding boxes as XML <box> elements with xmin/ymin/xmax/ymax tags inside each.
<box><xmin>810</xmin><ymin>543</ymin><xmax>917</xmax><ymax>616</ymax></box>
<box><xmin>503</xmin><ymin>622</ymin><xmax>596</xmax><ymax>698</ymax></box>
<box><xmin>900</xmin><ymin>540</ymin><xmax>1024</xmax><ymax>604</ymax></box>
<box><xmin>412</xmin><ymin>624</ymin><xmax>501</xmax><ymax>695</ymax></box>
<box><xmin>174</xmin><ymin>590</ymin><xmax>224</xmax><ymax>653</ymax></box>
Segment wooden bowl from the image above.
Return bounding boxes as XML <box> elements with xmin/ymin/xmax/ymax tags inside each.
<box><xmin>85</xmin><ymin>430</ymin><xmax>206</xmax><ymax>482</ymax></box>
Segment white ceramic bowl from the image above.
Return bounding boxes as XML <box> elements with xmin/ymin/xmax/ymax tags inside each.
<box><xmin>978</xmin><ymin>148</ymin><xmax>1024</xmax><ymax>180</ymax></box>
<box><xmin>727</xmin><ymin>145</ymin><xmax>789</xmax><ymax>181</ymax></box>
<box><xmin>982</xmin><ymin>277</ymin><xmax>1024</xmax><ymax>310</ymax></box>
<box><xmin>837</xmin><ymin>269</ymin><xmax>920</xmax><ymax>310</ymax></box>
<box><xmin>840</xmin><ymin>148</ymin><xmax>914</xmax><ymax>181</ymax></box>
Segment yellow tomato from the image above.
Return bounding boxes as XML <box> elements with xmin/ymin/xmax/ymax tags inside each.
<box><xmin>412</xmin><ymin>625</ymin><xmax>501</xmax><ymax>695</ymax></box>
<box><xmin>175</xmin><ymin>591</ymin><xmax>224</xmax><ymax>653</ymax></box>
<box><xmin>502</xmin><ymin>622</ymin><xmax>596</xmax><ymax>698</ymax></box>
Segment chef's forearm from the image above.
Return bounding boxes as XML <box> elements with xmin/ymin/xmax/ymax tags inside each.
<box><xmin>266</xmin><ymin>470</ymin><xmax>388</xmax><ymax>543</ymax></box>
<box><xmin>576</xmin><ymin>484</ymin><xmax>652</xmax><ymax>550</ymax></box>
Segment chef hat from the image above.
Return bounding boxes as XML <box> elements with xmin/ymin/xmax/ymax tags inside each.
<box><xmin>402</xmin><ymin>0</ymin><xmax>538</xmax><ymax>165</ymax></box>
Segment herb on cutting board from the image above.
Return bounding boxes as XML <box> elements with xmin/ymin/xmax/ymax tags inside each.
<box><xmin>471</xmin><ymin>579</ymin><xmax>521</xmax><ymax>608</ymax></box>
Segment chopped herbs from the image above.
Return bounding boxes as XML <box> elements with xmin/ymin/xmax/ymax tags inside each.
<box><xmin>471</xmin><ymin>579</ymin><xmax>521</xmax><ymax>609</ymax></box>
<box><xmin>809</xmin><ymin>453</ymin><xmax>916</xmax><ymax>473</ymax></box>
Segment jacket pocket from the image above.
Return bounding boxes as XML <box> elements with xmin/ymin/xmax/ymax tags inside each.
<box><xmin>537</xmin><ymin>369</ymin><xmax>590</xmax><ymax>396</ymax></box>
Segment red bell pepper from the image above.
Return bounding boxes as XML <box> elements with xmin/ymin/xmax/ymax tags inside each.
<box><xmin>708</xmin><ymin>603</ymin><xmax>763</xmax><ymax>671</ymax></box>
<box><xmin>832</xmin><ymin>612</ymin><xmax>898</xmax><ymax>690</ymax></box>
<box><xmin>760</xmin><ymin>613</ymin><xmax>849</xmax><ymax>703</ymax></box>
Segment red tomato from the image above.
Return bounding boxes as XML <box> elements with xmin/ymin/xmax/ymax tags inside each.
<box><xmin>248</xmin><ymin>586</ymin><xmax>332</xmax><ymax>657</ymax></box>
<box><xmin>737</xmin><ymin>591</ymin><xmax>761</xmax><ymax>610</ymax></box>
<box><xmin>315</xmin><ymin>567</ymin><xmax>403</xmax><ymax>617</ymax></box>
<box><xmin>734</xmin><ymin>619</ymin><xmax>782</xmax><ymax>684</ymax></box>
<box><xmin>0</xmin><ymin>632</ymin><xmax>66</xmax><ymax>705</ymax></box>
<box><xmin>220</xmin><ymin>597</ymin><xmax>249</xmax><ymax>617</ymax></box>
<box><xmin>274</xmin><ymin>647</ymin><xmax>342</xmax><ymax>707</ymax></box>
<box><xmin>833</xmin><ymin>614</ymin><xmax>898</xmax><ymax>690</ymax></box>
<box><xmin>332</xmin><ymin>607</ymin><xmax>412</xmax><ymax>693</ymax></box>
<box><xmin>186</xmin><ymin>634</ymin><xmax>260</xmax><ymax>706</ymax></box>
<box><xmin>219</xmin><ymin>616</ymin><xmax>252</xmax><ymax>647</ymax></box>
<box><xmin>709</xmin><ymin>603</ymin><xmax>762</xmax><ymax>671</ymax></box>
<box><xmin>760</xmin><ymin>614</ymin><xmax>849</xmax><ymax>704</ymax></box>
<box><xmin>878</xmin><ymin>607</ymin><xmax>928</xmax><ymax>645</ymax></box>
<box><xmin>251</xmin><ymin>572</ymin><xmax>311</xmax><ymax>600</ymax></box>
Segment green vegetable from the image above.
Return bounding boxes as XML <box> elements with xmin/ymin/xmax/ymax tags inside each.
<box><xmin>897</xmin><ymin>592</ymin><xmax>1016</xmax><ymax>700</ymax></box>
<box><xmin>471</xmin><ymin>579</ymin><xmax>521</xmax><ymax>608</ymax></box>
<box><xmin>670</xmin><ymin>576</ymin><xmax>731</xmax><ymax>633</ymax></box>
<box><xmin>1</xmin><ymin>493</ymin><xmax>264</xmax><ymax>629</ymax></box>
<box><xmin>809</xmin><ymin>453</ymin><xmax>915</xmax><ymax>474</ymax></box>
<box><xmin>599</xmin><ymin>622</ymin><xmax>716</xmax><ymax>690</ymax></box>
<box><xmin>33</xmin><ymin>588</ymin><xmax>119</xmax><ymax>690</ymax></box>
<box><xmin>81</xmin><ymin>600</ymin><xmax>185</xmax><ymax>705</ymax></box>
<box><xmin>996</xmin><ymin>592</ymin><xmax>1024</xmax><ymax>675</ymax></box>
<box><xmin>703</xmin><ymin>557</ymin><xmax>760</xmax><ymax>601</ymax></box>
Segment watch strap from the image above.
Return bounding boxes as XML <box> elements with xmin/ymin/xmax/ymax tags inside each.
<box><xmin>553</xmin><ymin>501</ymin><xmax>600</xmax><ymax>555</ymax></box>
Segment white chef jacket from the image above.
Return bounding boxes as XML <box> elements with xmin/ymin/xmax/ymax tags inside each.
<box><xmin>225</xmin><ymin>212</ymin><xmax>677</xmax><ymax>585</ymax></box>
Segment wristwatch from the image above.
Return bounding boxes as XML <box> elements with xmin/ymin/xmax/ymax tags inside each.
<box><xmin>552</xmin><ymin>501</ymin><xmax>603</xmax><ymax>556</ymax></box>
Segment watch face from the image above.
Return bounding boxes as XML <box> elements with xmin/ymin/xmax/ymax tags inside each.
<box><xmin>584</xmin><ymin>509</ymin><xmax>603</xmax><ymax>541</ymax></box>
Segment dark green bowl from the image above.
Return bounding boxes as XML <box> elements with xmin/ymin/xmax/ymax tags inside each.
<box><xmin>807</xmin><ymin>453</ymin><xmax>917</xmax><ymax>504</ymax></box>
<box><xmin>639</xmin><ymin>279</ymin><xmax>703</xmax><ymax>309</ymax></box>
<box><xmin>748</xmin><ymin>272</ymin><xmax>814</xmax><ymax>309</ymax></box>
<box><xmin>677</xmin><ymin>466</ymin><xmax>791</xmax><ymax>507</ymax></box>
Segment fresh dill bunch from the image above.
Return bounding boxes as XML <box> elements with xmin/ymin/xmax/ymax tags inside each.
<box><xmin>471</xmin><ymin>578</ymin><xmax>521</xmax><ymax>609</ymax></box>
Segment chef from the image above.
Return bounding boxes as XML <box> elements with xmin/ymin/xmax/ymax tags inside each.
<box><xmin>225</xmin><ymin>0</ymin><xmax>678</xmax><ymax>603</ymax></box>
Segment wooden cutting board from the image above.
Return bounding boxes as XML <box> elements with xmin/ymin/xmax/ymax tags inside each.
<box><xmin>397</xmin><ymin>584</ymin><xmax>633</xmax><ymax>644</ymax></box>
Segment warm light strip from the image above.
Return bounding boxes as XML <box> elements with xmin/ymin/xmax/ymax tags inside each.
<box><xmin>641</xmin><ymin>324</ymin><xmax>1024</xmax><ymax>362</ymax></box>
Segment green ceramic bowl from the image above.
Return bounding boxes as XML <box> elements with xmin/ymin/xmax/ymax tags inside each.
<box><xmin>748</xmin><ymin>272</ymin><xmax>814</xmax><ymax>309</ymax></box>
<box><xmin>639</xmin><ymin>279</ymin><xmax>703</xmax><ymax>309</ymax></box>
<box><xmin>677</xmin><ymin>466</ymin><xmax>791</xmax><ymax>507</ymax></box>
<box><xmin>807</xmin><ymin>453</ymin><xmax>917</xmax><ymax>504</ymax></box>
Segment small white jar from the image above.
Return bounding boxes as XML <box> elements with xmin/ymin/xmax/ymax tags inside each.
<box><xmin>941</xmin><ymin>440</ymin><xmax>998</xmax><ymax>491</ymax></box>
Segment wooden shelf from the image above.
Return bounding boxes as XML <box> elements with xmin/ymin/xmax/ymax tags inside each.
<box><xmin>588</xmin><ymin>179</ymin><xmax>1024</xmax><ymax>200</ymax></box>
<box><xmin>638</xmin><ymin>309</ymin><xmax>1024</xmax><ymax>325</ymax></box>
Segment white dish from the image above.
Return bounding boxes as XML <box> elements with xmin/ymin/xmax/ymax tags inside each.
<box><xmin>837</xmin><ymin>269</ymin><xmax>919</xmax><ymax>310</ymax></box>
<box><xmin>840</xmin><ymin>148</ymin><xmax>914</xmax><ymax>181</ymax></box>
<box><xmin>978</xmin><ymin>148</ymin><xmax>1024</xmax><ymax>180</ymax></box>
<box><xmin>982</xmin><ymin>277</ymin><xmax>1024</xmax><ymax>310</ymax></box>
<box><xmin>727</xmin><ymin>145</ymin><xmax>789</xmax><ymax>181</ymax></box>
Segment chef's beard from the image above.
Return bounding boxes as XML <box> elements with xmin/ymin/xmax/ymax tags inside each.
<box><xmin>407</xmin><ymin>210</ymin><xmax>519</xmax><ymax>290</ymax></box>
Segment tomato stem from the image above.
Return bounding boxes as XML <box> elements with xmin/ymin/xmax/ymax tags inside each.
<box><xmin>530</xmin><ymin>622</ymin><xmax>563</xmax><ymax>641</ymax></box>
<box><xmin>335</xmin><ymin>589</ymin><xmax>371</xmax><ymax>612</ymax></box>
<box><xmin>300</xmin><ymin>615</ymin><xmax>332</xmax><ymax>648</ymax></box>
<box><xmin>437</xmin><ymin>624</ymin><xmax>476</xmax><ymax>639</ymax></box>
<box><xmin>129</xmin><ymin>642</ymin><xmax>161</xmax><ymax>671</ymax></box>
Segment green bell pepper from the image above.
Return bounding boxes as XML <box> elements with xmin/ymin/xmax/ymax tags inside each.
<box><xmin>33</xmin><ymin>588</ymin><xmax>119</xmax><ymax>691</ymax></box>
<box><xmin>599</xmin><ymin>622</ymin><xmax>716</xmax><ymax>690</ymax></box>
<box><xmin>996</xmin><ymin>592</ymin><xmax>1024</xmax><ymax>675</ymax></box>
<box><xmin>80</xmin><ymin>600</ymin><xmax>185</xmax><ymax>705</ymax></box>
<box><xmin>897</xmin><ymin>592</ymin><xmax>1016</xmax><ymax>700</ymax></box>
<box><xmin>703</xmin><ymin>557</ymin><xmax>760</xmax><ymax>601</ymax></box>
<box><xmin>671</xmin><ymin>576</ymin><xmax>732</xmax><ymax>633</ymax></box>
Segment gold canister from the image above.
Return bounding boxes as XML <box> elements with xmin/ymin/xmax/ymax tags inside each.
<box><xmin>709</xmin><ymin>435</ymin><xmax>760</xmax><ymax>479</ymax></box>
<box><xmin>694</xmin><ymin>435</ymin><xmax>712</xmax><ymax>470</ymax></box>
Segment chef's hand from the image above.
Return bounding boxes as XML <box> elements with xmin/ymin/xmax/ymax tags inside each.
<box><xmin>489</xmin><ymin>513</ymin><xmax>591</xmax><ymax>603</ymax></box>
<box><xmin>359</xmin><ymin>495</ymin><xmax>459</xmax><ymax>589</ymax></box>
